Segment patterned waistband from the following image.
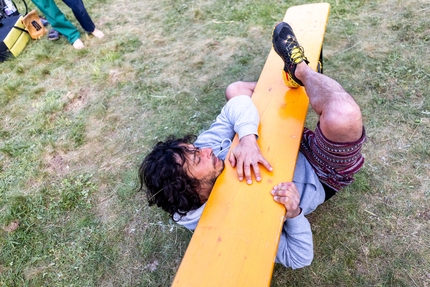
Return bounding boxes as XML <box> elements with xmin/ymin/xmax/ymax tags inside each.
<box><xmin>300</xmin><ymin>123</ymin><xmax>366</xmax><ymax>191</ymax></box>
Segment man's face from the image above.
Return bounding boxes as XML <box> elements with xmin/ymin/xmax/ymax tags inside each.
<box><xmin>183</xmin><ymin>144</ymin><xmax>225</xmax><ymax>198</ymax></box>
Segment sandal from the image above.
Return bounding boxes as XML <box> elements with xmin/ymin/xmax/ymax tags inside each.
<box><xmin>48</xmin><ymin>29</ymin><xmax>60</xmax><ymax>41</ymax></box>
<box><xmin>40</xmin><ymin>17</ymin><xmax>49</xmax><ymax>26</ymax></box>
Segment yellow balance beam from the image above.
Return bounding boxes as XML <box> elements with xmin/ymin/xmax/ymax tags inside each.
<box><xmin>172</xmin><ymin>3</ymin><xmax>330</xmax><ymax>286</ymax></box>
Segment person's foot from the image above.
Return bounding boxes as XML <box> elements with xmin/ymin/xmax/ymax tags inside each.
<box><xmin>272</xmin><ymin>22</ymin><xmax>309</xmax><ymax>88</ymax></box>
<box><xmin>40</xmin><ymin>17</ymin><xmax>49</xmax><ymax>26</ymax></box>
<box><xmin>48</xmin><ymin>29</ymin><xmax>60</xmax><ymax>41</ymax></box>
<box><xmin>91</xmin><ymin>28</ymin><xmax>104</xmax><ymax>39</ymax></box>
<box><xmin>72</xmin><ymin>38</ymin><xmax>85</xmax><ymax>49</ymax></box>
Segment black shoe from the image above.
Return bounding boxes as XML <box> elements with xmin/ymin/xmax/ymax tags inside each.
<box><xmin>272</xmin><ymin>22</ymin><xmax>309</xmax><ymax>88</ymax></box>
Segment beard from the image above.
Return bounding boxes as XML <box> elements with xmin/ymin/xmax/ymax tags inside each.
<box><xmin>201</xmin><ymin>160</ymin><xmax>225</xmax><ymax>188</ymax></box>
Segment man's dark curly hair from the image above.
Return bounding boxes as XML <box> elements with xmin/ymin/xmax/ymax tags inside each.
<box><xmin>138</xmin><ymin>135</ymin><xmax>203</xmax><ymax>220</ymax></box>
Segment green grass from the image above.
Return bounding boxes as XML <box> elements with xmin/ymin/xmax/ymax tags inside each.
<box><xmin>1</xmin><ymin>0</ymin><xmax>429</xmax><ymax>286</ymax></box>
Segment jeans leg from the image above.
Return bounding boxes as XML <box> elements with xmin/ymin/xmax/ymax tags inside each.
<box><xmin>62</xmin><ymin>0</ymin><xmax>96</xmax><ymax>33</ymax></box>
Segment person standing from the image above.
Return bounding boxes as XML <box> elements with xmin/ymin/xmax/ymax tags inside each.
<box><xmin>61</xmin><ymin>0</ymin><xmax>104</xmax><ymax>39</ymax></box>
<box><xmin>31</xmin><ymin>0</ymin><xmax>103</xmax><ymax>49</ymax></box>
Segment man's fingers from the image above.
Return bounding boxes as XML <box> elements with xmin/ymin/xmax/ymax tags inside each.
<box><xmin>244</xmin><ymin>161</ymin><xmax>253</xmax><ymax>184</ymax></box>
<box><xmin>271</xmin><ymin>182</ymin><xmax>300</xmax><ymax>218</ymax></box>
<box><xmin>228</xmin><ymin>152</ymin><xmax>236</xmax><ymax>168</ymax></box>
<box><xmin>229</xmin><ymin>136</ymin><xmax>273</xmax><ymax>184</ymax></box>
<box><xmin>260</xmin><ymin>157</ymin><xmax>273</xmax><ymax>172</ymax></box>
<box><xmin>244</xmin><ymin>159</ymin><xmax>271</xmax><ymax>184</ymax></box>
<box><xmin>251</xmin><ymin>163</ymin><xmax>262</xmax><ymax>182</ymax></box>
<box><xmin>272</xmin><ymin>188</ymin><xmax>287</xmax><ymax>198</ymax></box>
<box><xmin>272</xmin><ymin>192</ymin><xmax>290</xmax><ymax>204</ymax></box>
<box><xmin>271</xmin><ymin>182</ymin><xmax>294</xmax><ymax>196</ymax></box>
<box><xmin>231</xmin><ymin>150</ymin><xmax>273</xmax><ymax>184</ymax></box>
<box><xmin>235</xmin><ymin>158</ymin><xmax>244</xmax><ymax>182</ymax></box>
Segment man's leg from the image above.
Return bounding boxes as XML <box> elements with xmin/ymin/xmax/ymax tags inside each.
<box><xmin>272</xmin><ymin>22</ymin><xmax>366</xmax><ymax>193</ymax></box>
<box><xmin>295</xmin><ymin>63</ymin><xmax>363</xmax><ymax>143</ymax></box>
<box><xmin>272</xmin><ymin>22</ymin><xmax>363</xmax><ymax>143</ymax></box>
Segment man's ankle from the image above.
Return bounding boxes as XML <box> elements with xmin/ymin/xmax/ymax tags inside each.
<box><xmin>294</xmin><ymin>62</ymin><xmax>308</xmax><ymax>84</ymax></box>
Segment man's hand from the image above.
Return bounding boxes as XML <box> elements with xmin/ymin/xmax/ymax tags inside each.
<box><xmin>271</xmin><ymin>182</ymin><xmax>301</xmax><ymax>219</ymax></box>
<box><xmin>228</xmin><ymin>134</ymin><xmax>272</xmax><ymax>184</ymax></box>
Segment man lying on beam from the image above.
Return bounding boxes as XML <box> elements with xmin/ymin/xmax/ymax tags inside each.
<box><xmin>138</xmin><ymin>22</ymin><xmax>366</xmax><ymax>269</ymax></box>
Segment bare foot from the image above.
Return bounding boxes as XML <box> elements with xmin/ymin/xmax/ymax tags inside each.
<box><xmin>92</xmin><ymin>28</ymin><xmax>104</xmax><ymax>39</ymax></box>
<box><xmin>72</xmin><ymin>38</ymin><xmax>85</xmax><ymax>49</ymax></box>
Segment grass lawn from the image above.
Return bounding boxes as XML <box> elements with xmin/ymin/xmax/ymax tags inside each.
<box><xmin>1</xmin><ymin>0</ymin><xmax>429</xmax><ymax>286</ymax></box>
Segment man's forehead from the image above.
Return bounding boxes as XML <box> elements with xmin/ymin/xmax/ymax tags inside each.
<box><xmin>180</xmin><ymin>143</ymin><xmax>199</xmax><ymax>152</ymax></box>
<box><xmin>175</xmin><ymin>144</ymin><xmax>196</xmax><ymax>166</ymax></box>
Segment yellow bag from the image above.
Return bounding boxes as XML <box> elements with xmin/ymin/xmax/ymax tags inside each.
<box><xmin>21</xmin><ymin>9</ymin><xmax>46</xmax><ymax>39</ymax></box>
<box><xmin>0</xmin><ymin>14</ymin><xmax>31</xmax><ymax>61</ymax></box>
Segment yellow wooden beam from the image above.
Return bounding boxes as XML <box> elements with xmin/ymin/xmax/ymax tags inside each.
<box><xmin>172</xmin><ymin>3</ymin><xmax>330</xmax><ymax>286</ymax></box>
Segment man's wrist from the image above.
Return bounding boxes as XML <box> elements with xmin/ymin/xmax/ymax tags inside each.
<box><xmin>284</xmin><ymin>207</ymin><xmax>302</xmax><ymax>221</ymax></box>
<box><xmin>239</xmin><ymin>134</ymin><xmax>257</xmax><ymax>142</ymax></box>
<box><xmin>290</xmin><ymin>207</ymin><xmax>302</xmax><ymax>219</ymax></box>
<box><xmin>294</xmin><ymin>207</ymin><xmax>302</xmax><ymax>218</ymax></box>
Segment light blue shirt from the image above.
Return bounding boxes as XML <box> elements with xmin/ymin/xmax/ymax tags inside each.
<box><xmin>174</xmin><ymin>96</ymin><xmax>325</xmax><ymax>269</ymax></box>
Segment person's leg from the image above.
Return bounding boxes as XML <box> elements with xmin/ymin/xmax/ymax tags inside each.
<box><xmin>62</xmin><ymin>0</ymin><xmax>94</xmax><ymax>32</ymax></box>
<box><xmin>62</xmin><ymin>0</ymin><xmax>104</xmax><ymax>38</ymax></box>
<box><xmin>31</xmin><ymin>0</ymin><xmax>81</xmax><ymax>45</ymax></box>
<box><xmin>272</xmin><ymin>22</ymin><xmax>363</xmax><ymax>143</ymax></box>
<box><xmin>272</xmin><ymin>22</ymin><xmax>366</xmax><ymax>193</ymax></box>
<box><xmin>295</xmin><ymin>63</ymin><xmax>363</xmax><ymax>143</ymax></box>
<box><xmin>225</xmin><ymin>81</ymin><xmax>257</xmax><ymax>101</ymax></box>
